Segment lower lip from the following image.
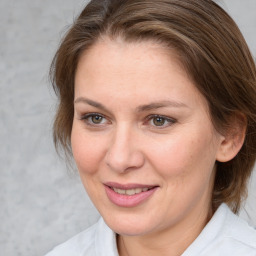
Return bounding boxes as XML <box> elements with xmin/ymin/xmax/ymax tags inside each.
<box><xmin>104</xmin><ymin>185</ymin><xmax>158</xmax><ymax>208</ymax></box>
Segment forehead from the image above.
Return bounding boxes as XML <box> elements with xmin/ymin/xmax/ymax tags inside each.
<box><xmin>74</xmin><ymin>38</ymin><xmax>207</xmax><ymax>111</ymax></box>
<box><xmin>76</xmin><ymin>37</ymin><xmax>188</xmax><ymax>86</ymax></box>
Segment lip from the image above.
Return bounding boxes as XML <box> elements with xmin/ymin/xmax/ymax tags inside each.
<box><xmin>104</xmin><ymin>182</ymin><xmax>159</xmax><ymax>208</ymax></box>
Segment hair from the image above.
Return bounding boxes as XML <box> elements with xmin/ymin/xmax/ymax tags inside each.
<box><xmin>50</xmin><ymin>0</ymin><xmax>256</xmax><ymax>213</ymax></box>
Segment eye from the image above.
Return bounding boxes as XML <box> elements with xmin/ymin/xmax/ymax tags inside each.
<box><xmin>147</xmin><ymin>115</ymin><xmax>176</xmax><ymax>128</ymax></box>
<box><xmin>90</xmin><ymin>115</ymin><xmax>104</xmax><ymax>124</ymax></box>
<box><xmin>152</xmin><ymin>116</ymin><xmax>166</xmax><ymax>126</ymax></box>
<box><xmin>80</xmin><ymin>113</ymin><xmax>108</xmax><ymax>125</ymax></box>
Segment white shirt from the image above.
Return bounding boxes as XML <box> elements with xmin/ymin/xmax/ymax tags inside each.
<box><xmin>45</xmin><ymin>204</ymin><xmax>256</xmax><ymax>256</ymax></box>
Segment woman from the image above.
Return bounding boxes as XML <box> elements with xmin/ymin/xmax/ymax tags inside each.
<box><xmin>46</xmin><ymin>0</ymin><xmax>256</xmax><ymax>255</ymax></box>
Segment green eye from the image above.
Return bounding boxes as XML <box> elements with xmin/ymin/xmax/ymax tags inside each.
<box><xmin>91</xmin><ymin>115</ymin><xmax>103</xmax><ymax>124</ymax></box>
<box><xmin>152</xmin><ymin>116</ymin><xmax>165</xmax><ymax>126</ymax></box>
<box><xmin>147</xmin><ymin>115</ymin><xmax>176</xmax><ymax>128</ymax></box>
<box><xmin>80</xmin><ymin>113</ymin><xmax>107</xmax><ymax>126</ymax></box>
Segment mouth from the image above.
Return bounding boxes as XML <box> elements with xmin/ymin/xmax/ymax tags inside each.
<box><xmin>104</xmin><ymin>182</ymin><xmax>159</xmax><ymax>207</ymax></box>
<box><xmin>110</xmin><ymin>186</ymin><xmax>155</xmax><ymax>196</ymax></box>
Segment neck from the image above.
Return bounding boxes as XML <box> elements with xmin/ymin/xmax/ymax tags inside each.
<box><xmin>117</xmin><ymin>204</ymin><xmax>213</xmax><ymax>256</ymax></box>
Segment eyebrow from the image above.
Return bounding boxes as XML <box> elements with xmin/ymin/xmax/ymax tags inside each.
<box><xmin>136</xmin><ymin>101</ymin><xmax>188</xmax><ymax>112</ymax></box>
<box><xmin>74</xmin><ymin>97</ymin><xmax>188</xmax><ymax>112</ymax></box>
<box><xmin>74</xmin><ymin>97</ymin><xmax>108</xmax><ymax>112</ymax></box>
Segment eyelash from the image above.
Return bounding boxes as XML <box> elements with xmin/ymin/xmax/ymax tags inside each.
<box><xmin>79</xmin><ymin>113</ymin><xmax>176</xmax><ymax>128</ymax></box>
<box><xmin>145</xmin><ymin>114</ymin><xmax>176</xmax><ymax>128</ymax></box>
<box><xmin>80</xmin><ymin>113</ymin><xmax>108</xmax><ymax>126</ymax></box>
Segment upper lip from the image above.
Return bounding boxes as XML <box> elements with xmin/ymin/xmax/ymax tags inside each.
<box><xmin>104</xmin><ymin>182</ymin><xmax>158</xmax><ymax>190</ymax></box>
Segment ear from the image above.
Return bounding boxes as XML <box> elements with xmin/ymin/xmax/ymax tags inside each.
<box><xmin>216</xmin><ymin>113</ymin><xmax>247</xmax><ymax>163</ymax></box>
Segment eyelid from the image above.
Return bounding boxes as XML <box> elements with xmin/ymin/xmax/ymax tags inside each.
<box><xmin>79</xmin><ymin>112</ymin><xmax>110</xmax><ymax>126</ymax></box>
<box><xmin>78</xmin><ymin>112</ymin><xmax>176</xmax><ymax>129</ymax></box>
<box><xmin>145</xmin><ymin>114</ymin><xmax>176</xmax><ymax>128</ymax></box>
<box><xmin>80</xmin><ymin>112</ymin><xmax>103</xmax><ymax>119</ymax></box>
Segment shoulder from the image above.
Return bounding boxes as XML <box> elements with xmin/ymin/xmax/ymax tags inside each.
<box><xmin>219</xmin><ymin>204</ymin><xmax>256</xmax><ymax>254</ymax></box>
<box><xmin>45</xmin><ymin>218</ymin><xmax>118</xmax><ymax>256</ymax></box>
<box><xmin>183</xmin><ymin>204</ymin><xmax>256</xmax><ymax>256</ymax></box>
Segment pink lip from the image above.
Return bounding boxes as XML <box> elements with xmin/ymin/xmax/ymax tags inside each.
<box><xmin>104</xmin><ymin>182</ymin><xmax>159</xmax><ymax>208</ymax></box>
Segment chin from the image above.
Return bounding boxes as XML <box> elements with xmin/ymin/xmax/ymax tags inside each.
<box><xmin>102</xmin><ymin>211</ymin><xmax>159</xmax><ymax>236</ymax></box>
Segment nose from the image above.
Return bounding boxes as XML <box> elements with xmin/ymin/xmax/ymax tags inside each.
<box><xmin>105</xmin><ymin>125</ymin><xmax>145</xmax><ymax>173</ymax></box>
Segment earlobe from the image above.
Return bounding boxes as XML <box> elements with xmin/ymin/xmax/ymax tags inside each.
<box><xmin>216</xmin><ymin>113</ymin><xmax>247</xmax><ymax>163</ymax></box>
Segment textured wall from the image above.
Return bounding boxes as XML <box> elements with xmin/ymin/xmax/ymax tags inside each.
<box><xmin>0</xmin><ymin>0</ymin><xmax>255</xmax><ymax>255</ymax></box>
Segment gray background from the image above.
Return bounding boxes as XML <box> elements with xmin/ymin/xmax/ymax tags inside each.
<box><xmin>0</xmin><ymin>0</ymin><xmax>255</xmax><ymax>255</ymax></box>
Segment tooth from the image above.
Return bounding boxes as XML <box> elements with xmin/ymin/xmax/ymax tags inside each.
<box><xmin>112</xmin><ymin>187</ymin><xmax>151</xmax><ymax>195</ymax></box>
<box><xmin>117</xmin><ymin>189</ymin><xmax>126</xmax><ymax>194</ymax></box>
<box><xmin>135</xmin><ymin>188</ymin><xmax>142</xmax><ymax>194</ymax></box>
<box><xmin>126</xmin><ymin>189</ymin><xmax>136</xmax><ymax>195</ymax></box>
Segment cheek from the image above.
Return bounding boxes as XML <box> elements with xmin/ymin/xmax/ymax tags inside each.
<box><xmin>148</xmin><ymin>131</ymin><xmax>217</xmax><ymax>178</ymax></box>
<box><xmin>71</xmin><ymin>127</ymin><xmax>106</xmax><ymax>175</ymax></box>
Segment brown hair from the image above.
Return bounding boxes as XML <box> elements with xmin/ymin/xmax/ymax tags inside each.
<box><xmin>50</xmin><ymin>0</ymin><xmax>256</xmax><ymax>213</ymax></box>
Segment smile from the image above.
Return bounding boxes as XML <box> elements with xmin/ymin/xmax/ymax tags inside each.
<box><xmin>104</xmin><ymin>182</ymin><xmax>158</xmax><ymax>207</ymax></box>
<box><xmin>112</xmin><ymin>187</ymin><xmax>151</xmax><ymax>195</ymax></box>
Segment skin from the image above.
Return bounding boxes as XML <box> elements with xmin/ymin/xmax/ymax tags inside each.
<box><xmin>71</xmin><ymin>38</ymin><xmax>233</xmax><ymax>256</ymax></box>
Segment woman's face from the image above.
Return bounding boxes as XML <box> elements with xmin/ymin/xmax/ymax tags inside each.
<box><xmin>72</xmin><ymin>38</ymin><xmax>224</xmax><ymax>236</ymax></box>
